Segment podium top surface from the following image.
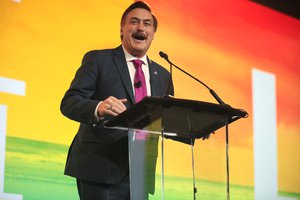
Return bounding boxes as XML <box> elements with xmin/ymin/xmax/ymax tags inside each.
<box><xmin>104</xmin><ymin>96</ymin><xmax>247</xmax><ymax>138</ymax></box>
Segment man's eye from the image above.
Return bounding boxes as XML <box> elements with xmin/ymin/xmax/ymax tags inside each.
<box><xmin>130</xmin><ymin>20</ymin><xmax>138</xmax><ymax>24</ymax></box>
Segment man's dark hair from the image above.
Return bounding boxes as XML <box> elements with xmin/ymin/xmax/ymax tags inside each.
<box><xmin>121</xmin><ymin>1</ymin><xmax>158</xmax><ymax>32</ymax></box>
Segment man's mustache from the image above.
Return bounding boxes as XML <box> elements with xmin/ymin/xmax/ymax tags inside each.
<box><xmin>132</xmin><ymin>32</ymin><xmax>147</xmax><ymax>40</ymax></box>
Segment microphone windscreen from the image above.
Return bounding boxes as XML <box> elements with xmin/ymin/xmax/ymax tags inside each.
<box><xmin>159</xmin><ymin>51</ymin><xmax>168</xmax><ymax>59</ymax></box>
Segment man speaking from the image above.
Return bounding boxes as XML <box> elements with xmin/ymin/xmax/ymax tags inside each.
<box><xmin>60</xmin><ymin>1</ymin><xmax>172</xmax><ymax>199</ymax></box>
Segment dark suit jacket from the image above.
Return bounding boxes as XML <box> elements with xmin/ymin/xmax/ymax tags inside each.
<box><xmin>60</xmin><ymin>46</ymin><xmax>173</xmax><ymax>185</ymax></box>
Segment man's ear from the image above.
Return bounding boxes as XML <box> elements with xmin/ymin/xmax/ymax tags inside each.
<box><xmin>120</xmin><ymin>28</ymin><xmax>123</xmax><ymax>40</ymax></box>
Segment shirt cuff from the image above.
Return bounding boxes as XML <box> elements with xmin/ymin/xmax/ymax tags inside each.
<box><xmin>94</xmin><ymin>101</ymin><xmax>104</xmax><ymax>121</ymax></box>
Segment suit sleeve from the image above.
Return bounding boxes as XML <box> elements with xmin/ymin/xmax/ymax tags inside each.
<box><xmin>60</xmin><ymin>51</ymin><xmax>100</xmax><ymax>125</ymax></box>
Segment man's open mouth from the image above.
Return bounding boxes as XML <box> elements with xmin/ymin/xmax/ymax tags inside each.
<box><xmin>132</xmin><ymin>32</ymin><xmax>147</xmax><ymax>40</ymax></box>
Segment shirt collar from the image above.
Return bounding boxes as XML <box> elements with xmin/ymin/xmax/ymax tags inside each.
<box><xmin>122</xmin><ymin>45</ymin><xmax>148</xmax><ymax>66</ymax></box>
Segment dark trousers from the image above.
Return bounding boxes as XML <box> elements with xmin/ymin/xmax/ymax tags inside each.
<box><xmin>76</xmin><ymin>175</ymin><xmax>130</xmax><ymax>200</ymax></box>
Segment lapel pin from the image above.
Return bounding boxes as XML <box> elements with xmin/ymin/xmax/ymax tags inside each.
<box><xmin>154</xmin><ymin>71</ymin><xmax>158</xmax><ymax>75</ymax></box>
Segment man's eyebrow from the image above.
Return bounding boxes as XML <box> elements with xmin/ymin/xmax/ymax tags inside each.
<box><xmin>129</xmin><ymin>17</ymin><xmax>152</xmax><ymax>22</ymax></box>
<box><xmin>130</xmin><ymin>17</ymin><xmax>140</xmax><ymax>21</ymax></box>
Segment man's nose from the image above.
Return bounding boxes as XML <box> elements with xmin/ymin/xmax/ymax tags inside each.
<box><xmin>136</xmin><ymin>22</ymin><xmax>145</xmax><ymax>31</ymax></box>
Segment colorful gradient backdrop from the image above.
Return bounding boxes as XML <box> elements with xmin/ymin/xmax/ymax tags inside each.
<box><xmin>0</xmin><ymin>0</ymin><xmax>299</xmax><ymax>199</ymax></box>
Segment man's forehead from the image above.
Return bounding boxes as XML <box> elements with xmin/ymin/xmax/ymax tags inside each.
<box><xmin>126</xmin><ymin>8</ymin><xmax>153</xmax><ymax>20</ymax></box>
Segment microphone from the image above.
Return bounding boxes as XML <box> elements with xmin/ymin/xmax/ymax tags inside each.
<box><xmin>160</xmin><ymin>51</ymin><xmax>173</xmax><ymax>97</ymax></box>
<box><xmin>159</xmin><ymin>51</ymin><xmax>226</xmax><ymax>105</ymax></box>
<box><xmin>134</xmin><ymin>81</ymin><xmax>141</xmax><ymax>88</ymax></box>
<box><xmin>159</xmin><ymin>51</ymin><xmax>169</xmax><ymax>60</ymax></box>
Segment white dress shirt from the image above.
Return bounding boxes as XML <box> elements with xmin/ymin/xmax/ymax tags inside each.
<box><xmin>122</xmin><ymin>46</ymin><xmax>151</xmax><ymax>96</ymax></box>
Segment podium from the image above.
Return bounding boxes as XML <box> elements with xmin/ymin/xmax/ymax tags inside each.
<box><xmin>104</xmin><ymin>96</ymin><xmax>247</xmax><ymax>200</ymax></box>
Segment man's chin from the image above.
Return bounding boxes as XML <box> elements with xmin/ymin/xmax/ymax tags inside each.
<box><xmin>131</xmin><ymin>47</ymin><xmax>148</xmax><ymax>57</ymax></box>
<box><xmin>132</xmin><ymin>43</ymin><xmax>149</xmax><ymax>52</ymax></box>
<box><xmin>124</xmin><ymin>41</ymin><xmax>150</xmax><ymax>57</ymax></box>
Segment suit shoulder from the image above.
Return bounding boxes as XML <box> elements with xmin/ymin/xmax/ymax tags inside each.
<box><xmin>81</xmin><ymin>47</ymin><xmax>122</xmax><ymax>65</ymax></box>
<box><xmin>150</xmin><ymin>60</ymin><xmax>169</xmax><ymax>74</ymax></box>
<box><xmin>82</xmin><ymin>46</ymin><xmax>123</xmax><ymax>61</ymax></box>
<box><xmin>83</xmin><ymin>48</ymin><xmax>114</xmax><ymax>58</ymax></box>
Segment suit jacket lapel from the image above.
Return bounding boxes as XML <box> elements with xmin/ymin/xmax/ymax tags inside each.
<box><xmin>112</xmin><ymin>46</ymin><xmax>135</xmax><ymax>104</ymax></box>
<box><xmin>148</xmin><ymin>57</ymin><xmax>159</xmax><ymax>97</ymax></box>
<box><xmin>112</xmin><ymin>47</ymin><xmax>162</xmax><ymax>104</ymax></box>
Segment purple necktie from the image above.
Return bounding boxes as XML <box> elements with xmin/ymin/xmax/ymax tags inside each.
<box><xmin>132</xmin><ymin>59</ymin><xmax>148</xmax><ymax>140</ymax></box>
<box><xmin>132</xmin><ymin>59</ymin><xmax>147</xmax><ymax>103</ymax></box>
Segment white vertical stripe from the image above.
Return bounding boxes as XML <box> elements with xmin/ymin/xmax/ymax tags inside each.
<box><xmin>253</xmin><ymin>68</ymin><xmax>278</xmax><ymax>200</ymax></box>
<box><xmin>0</xmin><ymin>76</ymin><xmax>24</xmax><ymax>199</ymax></box>
<box><xmin>0</xmin><ymin>105</ymin><xmax>7</xmax><ymax>193</ymax></box>
<box><xmin>252</xmin><ymin>68</ymin><xmax>295</xmax><ymax>200</ymax></box>
<box><xmin>0</xmin><ymin>105</ymin><xmax>22</xmax><ymax>200</ymax></box>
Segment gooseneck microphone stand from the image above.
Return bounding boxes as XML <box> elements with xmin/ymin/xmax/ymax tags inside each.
<box><xmin>159</xmin><ymin>51</ymin><xmax>225</xmax><ymax>105</ymax></box>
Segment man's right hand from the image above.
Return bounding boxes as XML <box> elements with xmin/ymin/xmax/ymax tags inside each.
<box><xmin>97</xmin><ymin>96</ymin><xmax>127</xmax><ymax>118</ymax></box>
